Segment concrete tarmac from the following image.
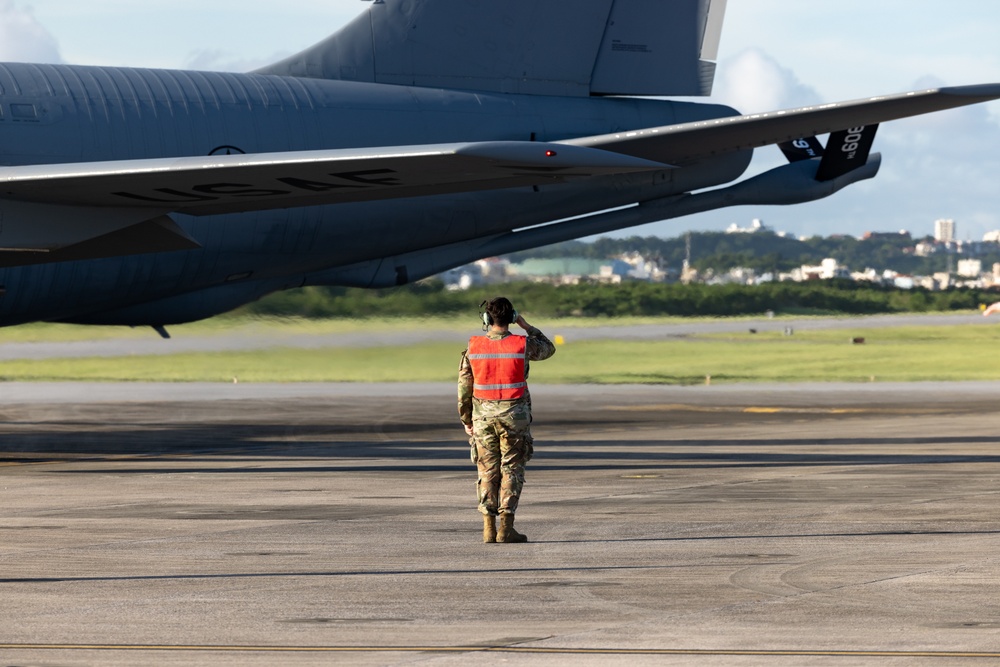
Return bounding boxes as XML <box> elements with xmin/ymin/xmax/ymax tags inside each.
<box><xmin>2</xmin><ymin>382</ymin><xmax>1000</xmax><ymax>665</ymax></box>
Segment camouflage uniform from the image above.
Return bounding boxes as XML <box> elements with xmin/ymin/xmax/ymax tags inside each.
<box><xmin>458</xmin><ymin>325</ymin><xmax>556</xmax><ymax>516</ymax></box>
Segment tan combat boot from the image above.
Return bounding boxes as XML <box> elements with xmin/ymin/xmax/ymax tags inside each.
<box><xmin>483</xmin><ymin>514</ymin><xmax>497</xmax><ymax>543</ymax></box>
<box><xmin>497</xmin><ymin>514</ymin><xmax>528</xmax><ymax>543</ymax></box>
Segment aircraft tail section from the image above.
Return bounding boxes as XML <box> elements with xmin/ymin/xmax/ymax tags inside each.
<box><xmin>256</xmin><ymin>0</ymin><xmax>726</xmax><ymax>97</ymax></box>
<box><xmin>778</xmin><ymin>137</ymin><xmax>824</xmax><ymax>163</ymax></box>
<box><xmin>815</xmin><ymin>125</ymin><xmax>880</xmax><ymax>182</ymax></box>
<box><xmin>591</xmin><ymin>0</ymin><xmax>727</xmax><ymax>96</ymax></box>
<box><xmin>778</xmin><ymin>124</ymin><xmax>880</xmax><ymax>182</ymax></box>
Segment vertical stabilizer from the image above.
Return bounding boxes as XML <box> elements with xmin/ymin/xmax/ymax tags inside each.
<box><xmin>257</xmin><ymin>0</ymin><xmax>727</xmax><ymax>98</ymax></box>
<box><xmin>591</xmin><ymin>0</ymin><xmax>727</xmax><ymax>96</ymax></box>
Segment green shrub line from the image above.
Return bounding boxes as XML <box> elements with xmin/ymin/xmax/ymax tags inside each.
<box><xmin>238</xmin><ymin>279</ymin><xmax>998</xmax><ymax>319</ymax></box>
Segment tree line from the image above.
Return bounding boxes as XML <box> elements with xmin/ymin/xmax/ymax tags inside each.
<box><xmin>239</xmin><ymin>279</ymin><xmax>996</xmax><ymax>319</ymax></box>
<box><xmin>504</xmin><ymin>231</ymin><xmax>1000</xmax><ymax>275</ymax></box>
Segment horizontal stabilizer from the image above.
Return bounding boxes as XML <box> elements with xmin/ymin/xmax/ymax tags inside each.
<box><xmin>568</xmin><ymin>85</ymin><xmax>1000</xmax><ymax>164</ymax></box>
<box><xmin>0</xmin><ymin>200</ymin><xmax>171</xmax><ymax>251</ymax></box>
<box><xmin>0</xmin><ymin>216</ymin><xmax>200</xmax><ymax>268</ymax></box>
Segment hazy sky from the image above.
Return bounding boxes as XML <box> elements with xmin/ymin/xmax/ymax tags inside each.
<box><xmin>2</xmin><ymin>1</ymin><xmax>999</xmax><ymax>241</ymax></box>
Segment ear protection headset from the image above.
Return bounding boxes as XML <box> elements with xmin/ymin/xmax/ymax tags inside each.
<box><xmin>480</xmin><ymin>300</ymin><xmax>517</xmax><ymax>330</ymax></box>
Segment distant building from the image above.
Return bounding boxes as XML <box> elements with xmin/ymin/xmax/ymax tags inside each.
<box><xmin>440</xmin><ymin>257</ymin><xmax>510</xmax><ymax>289</ymax></box>
<box><xmin>617</xmin><ymin>252</ymin><xmax>666</xmax><ymax>281</ymax></box>
<box><xmin>476</xmin><ymin>257</ymin><xmax>509</xmax><ymax>279</ymax></box>
<box><xmin>984</xmin><ymin>230</ymin><xmax>1000</xmax><ymax>243</ymax></box>
<box><xmin>919</xmin><ymin>275</ymin><xmax>939</xmax><ymax>290</ymax></box>
<box><xmin>934</xmin><ymin>218</ymin><xmax>956</xmax><ymax>243</ymax></box>
<box><xmin>893</xmin><ymin>275</ymin><xmax>915</xmax><ymax>290</ymax></box>
<box><xmin>957</xmin><ymin>259</ymin><xmax>982</xmax><ymax>278</ymax></box>
<box><xmin>508</xmin><ymin>257</ymin><xmax>631</xmax><ymax>284</ymax></box>
<box><xmin>850</xmin><ymin>268</ymin><xmax>881</xmax><ymax>283</ymax></box>
<box><xmin>798</xmin><ymin>258</ymin><xmax>849</xmax><ymax>280</ymax></box>
<box><xmin>440</xmin><ymin>264</ymin><xmax>484</xmax><ymax>290</ymax></box>
<box><xmin>707</xmin><ymin>266</ymin><xmax>759</xmax><ymax>285</ymax></box>
<box><xmin>861</xmin><ymin>230</ymin><xmax>911</xmax><ymax>241</ymax></box>
<box><xmin>726</xmin><ymin>218</ymin><xmax>768</xmax><ymax>234</ymax></box>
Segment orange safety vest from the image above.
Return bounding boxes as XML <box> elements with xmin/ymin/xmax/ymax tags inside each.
<box><xmin>467</xmin><ymin>335</ymin><xmax>527</xmax><ymax>400</ymax></box>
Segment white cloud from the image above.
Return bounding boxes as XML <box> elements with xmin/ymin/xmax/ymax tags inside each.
<box><xmin>0</xmin><ymin>1</ymin><xmax>62</xmax><ymax>63</ymax></box>
<box><xmin>876</xmin><ymin>92</ymin><xmax>1000</xmax><ymax>238</ymax></box>
<box><xmin>712</xmin><ymin>48</ymin><xmax>823</xmax><ymax>114</ymax></box>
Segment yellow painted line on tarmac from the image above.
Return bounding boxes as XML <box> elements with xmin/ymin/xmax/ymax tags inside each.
<box><xmin>742</xmin><ymin>407</ymin><xmax>870</xmax><ymax>414</ymax></box>
<box><xmin>2</xmin><ymin>644</ymin><xmax>1000</xmax><ymax>658</ymax></box>
<box><xmin>608</xmin><ymin>403</ymin><xmax>937</xmax><ymax>415</ymax></box>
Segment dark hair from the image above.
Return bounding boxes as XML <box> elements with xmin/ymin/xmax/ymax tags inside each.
<box><xmin>485</xmin><ymin>297</ymin><xmax>515</xmax><ymax>326</ymax></box>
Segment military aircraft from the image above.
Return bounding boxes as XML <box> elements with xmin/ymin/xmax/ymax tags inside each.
<box><xmin>0</xmin><ymin>0</ymin><xmax>997</xmax><ymax>333</ymax></box>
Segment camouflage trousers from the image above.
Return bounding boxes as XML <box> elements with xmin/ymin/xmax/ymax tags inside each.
<box><xmin>470</xmin><ymin>400</ymin><xmax>533</xmax><ymax>516</ymax></box>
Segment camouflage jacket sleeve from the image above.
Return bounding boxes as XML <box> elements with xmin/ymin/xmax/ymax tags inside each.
<box><xmin>524</xmin><ymin>326</ymin><xmax>556</xmax><ymax>362</ymax></box>
<box><xmin>457</xmin><ymin>349</ymin><xmax>474</xmax><ymax>426</ymax></box>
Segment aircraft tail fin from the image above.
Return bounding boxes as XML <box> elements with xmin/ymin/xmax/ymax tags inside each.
<box><xmin>256</xmin><ymin>0</ymin><xmax>727</xmax><ymax>97</ymax></box>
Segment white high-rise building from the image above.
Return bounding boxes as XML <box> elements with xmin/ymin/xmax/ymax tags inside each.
<box><xmin>935</xmin><ymin>218</ymin><xmax>956</xmax><ymax>242</ymax></box>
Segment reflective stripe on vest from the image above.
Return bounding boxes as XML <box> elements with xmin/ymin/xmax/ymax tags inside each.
<box><xmin>468</xmin><ymin>335</ymin><xmax>527</xmax><ymax>400</ymax></box>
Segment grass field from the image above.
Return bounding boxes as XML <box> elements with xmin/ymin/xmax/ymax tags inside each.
<box><xmin>1</xmin><ymin>317</ymin><xmax>999</xmax><ymax>384</ymax></box>
<box><xmin>0</xmin><ymin>314</ymin><xmax>765</xmax><ymax>342</ymax></box>
<box><xmin>0</xmin><ymin>316</ymin><xmax>454</xmax><ymax>343</ymax></box>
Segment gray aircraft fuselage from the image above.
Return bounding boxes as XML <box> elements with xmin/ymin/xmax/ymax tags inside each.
<box><xmin>0</xmin><ymin>63</ymin><xmax>746</xmax><ymax>327</ymax></box>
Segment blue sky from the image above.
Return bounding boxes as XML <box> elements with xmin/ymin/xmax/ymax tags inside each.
<box><xmin>2</xmin><ymin>1</ymin><xmax>999</xmax><ymax>241</ymax></box>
